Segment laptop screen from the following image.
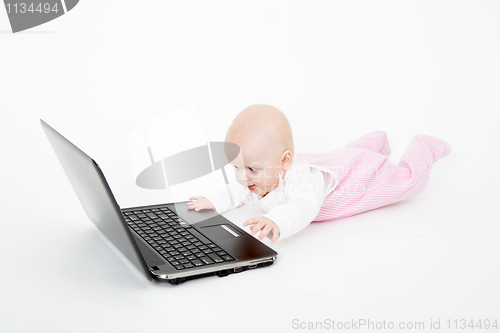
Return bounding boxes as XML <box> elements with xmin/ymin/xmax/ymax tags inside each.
<box><xmin>41</xmin><ymin>120</ymin><xmax>151</xmax><ymax>280</ymax></box>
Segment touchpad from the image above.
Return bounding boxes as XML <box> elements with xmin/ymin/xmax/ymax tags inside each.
<box><xmin>201</xmin><ymin>224</ymin><xmax>242</xmax><ymax>240</ymax></box>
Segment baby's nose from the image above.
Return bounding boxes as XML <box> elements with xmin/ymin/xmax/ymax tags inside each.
<box><xmin>236</xmin><ymin>173</ymin><xmax>247</xmax><ymax>182</ymax></box>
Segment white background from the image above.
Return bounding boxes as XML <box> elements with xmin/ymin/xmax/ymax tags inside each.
<box><xmin>1</xmin><ymin>1</ymin><xmax>499</xmax><ymax>332</ymax></box>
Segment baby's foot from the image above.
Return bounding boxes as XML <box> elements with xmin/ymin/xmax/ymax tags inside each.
<box><xmin>415</xmin><ymin>134</ymin><xmax>452</xmax><ymax>162</ymax></box>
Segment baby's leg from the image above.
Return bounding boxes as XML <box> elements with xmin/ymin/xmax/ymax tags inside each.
<box><xmin>345</xmin><ymin>130</ymin><xmax>391</xmax><ymax>156</ymax></box>
<box><xmin>315</xmin><ymin>134</ymin><xmax>451</xmax><ymax>221</ymax></box>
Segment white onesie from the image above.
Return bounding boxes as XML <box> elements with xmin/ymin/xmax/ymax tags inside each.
<box><xmin>204</xmin><ymin>154</ymin><xmax>338</xmax><ymax>239</ymax></box>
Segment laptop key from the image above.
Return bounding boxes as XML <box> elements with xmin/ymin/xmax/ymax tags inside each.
<box><xmin>200</xmin><ymin>257</ymin><xmax>214</xmax><ymax>265</ymax></box>
<box><xmin>191</xmin><ymin>259</ymin><xmax>204</xmax><ymax>267</ymax></box>
<box><xmin>174</xmin><ymin>265</ymin><xmax>185</xmax><ymax>270</ymax></box>
<box><xmin>183</xmin><ymin>263</ymin><xmax>194</xmax><ymax>268</ymax></box>
<box><xmin>222</xmin><ymin>255</ymin><xmax>234</xmax><ymax>261</ymax></box>
<box><xmin>208</xmin><ymin>253</ymin><xmax>224</xmax><ymax>263</ymax></box>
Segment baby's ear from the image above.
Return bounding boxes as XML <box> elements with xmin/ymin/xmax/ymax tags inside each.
<box><xmin>281</xmin><ymin>150</ymin><xmax>293</xmax><ymax>170</ymax></box>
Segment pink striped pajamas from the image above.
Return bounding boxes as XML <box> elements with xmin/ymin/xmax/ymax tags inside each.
<box><xmin>297</xmin><ymin>131</ymin><xmax>452</xmax><ymax>222</ymax></box>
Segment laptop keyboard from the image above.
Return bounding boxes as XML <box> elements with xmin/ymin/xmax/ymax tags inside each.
<box><xmin>123</xmin><ymin>207</ymin><xmax>235</xmax><ymax>270</ymax></box>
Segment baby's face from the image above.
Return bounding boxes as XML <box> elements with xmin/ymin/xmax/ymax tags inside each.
<box><xmin>225</xmin><ymin>105</ymin><xmax>293</xmax><ymax>197</ymax></box>
<box><xmin>230</xmin><ymin>145</ymin><xmax>283</xmax><ymax>197</ymax></box>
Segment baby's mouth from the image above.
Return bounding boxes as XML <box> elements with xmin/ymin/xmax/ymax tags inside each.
<box><xmin>248</xmin><ymin>184</ymin><xmax>256</xmax><ymax>191</ymax></box>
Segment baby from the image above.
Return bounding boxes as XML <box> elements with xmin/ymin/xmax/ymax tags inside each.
<box><xmin>187</xmin><ymin>104</ymin><xmax>451</xmax><ymax>244</ymax></box>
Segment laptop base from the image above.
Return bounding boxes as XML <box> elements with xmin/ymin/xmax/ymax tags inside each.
<box><xmin>156</xmin><ymin>261</ymin><xmax>274</xmax><ymax>285</ymax></box>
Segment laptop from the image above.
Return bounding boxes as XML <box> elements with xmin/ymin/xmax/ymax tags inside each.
<box><xmin>41</xmin><ymin>120</ymin><xmax>277</xmax><ymax>285</ymax></box>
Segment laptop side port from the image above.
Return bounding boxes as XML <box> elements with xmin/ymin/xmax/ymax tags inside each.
<box><xmin>234</xmin><ymin>267</ymin><xmax>243</xmax><ymax>273</ymax></box>
<box><xmin>248</xmin><ymin>264</ymin><xmax>257</xmax><ymax>269</ymax></box>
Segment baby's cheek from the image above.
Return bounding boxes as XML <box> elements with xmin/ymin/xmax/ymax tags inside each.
<box><xmin>256</xmin><ymin>176</ymin><xmax>267</xmax><ymax>186</ymax></box>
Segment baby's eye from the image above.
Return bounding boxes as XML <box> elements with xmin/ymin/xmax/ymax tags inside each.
<box><xmin>233</xmin><ymin>165</ymin><xmax>239</xmax><ymax>170</ymax></box>
<box><xmin>248</xmin><ymin>167</ymin><xmax>256</xmax><ymax>172</ymax></box>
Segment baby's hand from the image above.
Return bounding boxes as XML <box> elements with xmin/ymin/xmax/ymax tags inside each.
<box><xmin>187</xmin><ymin>196</ymin><xmax>215</xmax><ymax>211</ymax></box>
<box><xmin>243</xmin><ymin>217</ymin><xmax>280</xmax><ymax>244</ymax></box>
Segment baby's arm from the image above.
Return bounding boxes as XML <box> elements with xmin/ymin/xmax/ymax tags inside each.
<box><xmin>188</xmin><ymin>180</ymin><xmax>250</xmax><ymax>214</ymax></box>
<box><xmin>257</xmin><ymin>169</ymin><xmax>325</xmax><ymax>241</ymax></box>
<box><xmin>242</xmin><ymin>185</ymin><xmax>321</xmax><ymax>243</ymax></box>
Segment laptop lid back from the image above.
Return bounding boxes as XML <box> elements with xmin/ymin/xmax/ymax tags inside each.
<box><xmin>40</xmin><ymin>120</ymin><xmax>152</xmax><ymax>281</ymax></box>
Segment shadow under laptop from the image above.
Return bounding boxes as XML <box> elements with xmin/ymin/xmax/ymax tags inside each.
<box><xmin>60</xmin><ymin>229</ymin><xmax>156</xmax><ymax>288</ymax></box>
<box><xmin>62</xmin><ymin>229</ymin><xmax>227</xmax><ymax>288</ymax></box>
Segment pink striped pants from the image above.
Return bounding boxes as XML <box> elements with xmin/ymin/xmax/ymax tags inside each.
<box><xmin>298</xmin><ymin>131</ymin><xmax>452</xmax><ymax>221</ymax></box>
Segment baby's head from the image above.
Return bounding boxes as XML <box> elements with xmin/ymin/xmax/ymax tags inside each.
<box><xmin>226</xmin><ymin>104</ymin><xmax>294</xmax><ymax>197</ymax></box>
